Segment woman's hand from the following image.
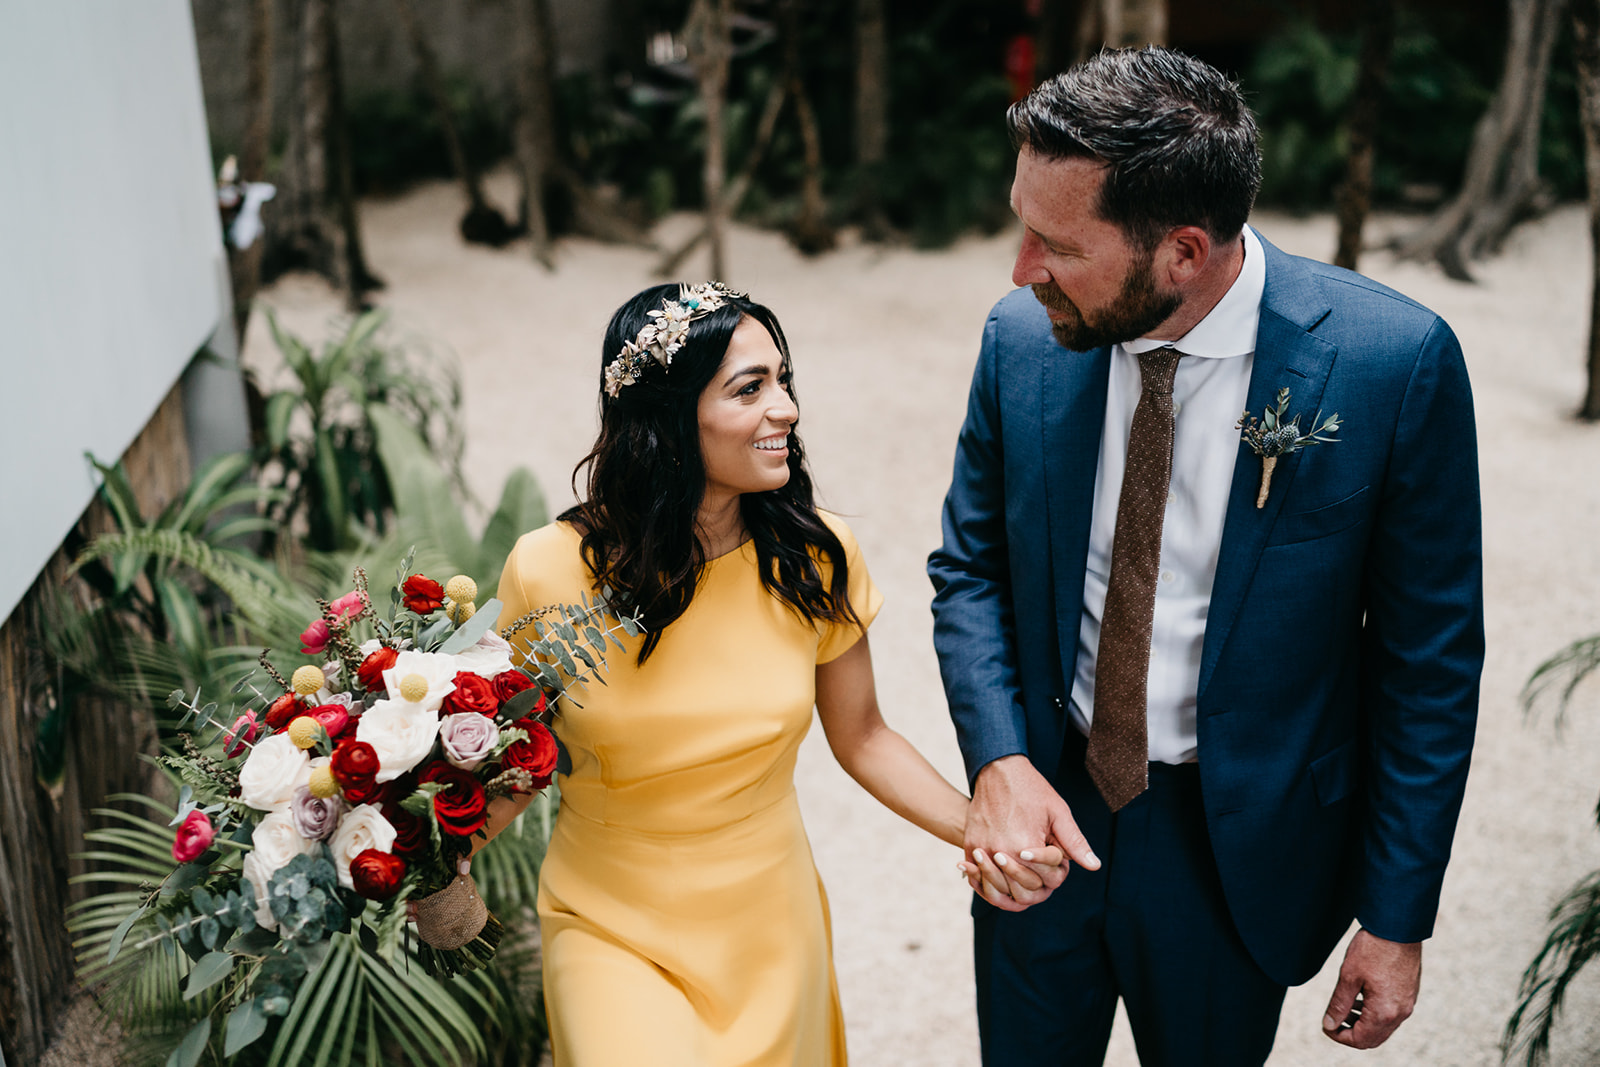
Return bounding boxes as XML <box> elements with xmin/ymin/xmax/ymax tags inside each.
<box><xmin>957</xmin><ymin>844</ymin><xmax>1065</xmax><ymax>910</ymax></box>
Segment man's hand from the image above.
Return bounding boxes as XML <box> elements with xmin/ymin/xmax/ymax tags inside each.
<box><xmin>1321</xmin><ymin>929</ymin><xmax>1422</xmax><ymax>1049</ymax></box>
<box><xmin>963</xmin><ymin>755</ymin><xmax>1098</xmax><ymax>911</ymax></box>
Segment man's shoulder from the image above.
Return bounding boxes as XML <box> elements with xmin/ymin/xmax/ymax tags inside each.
<box><xmin>1259</xmin><ymin>235</ymin><xmax>1451</xmax><ymax>343</ymax></box>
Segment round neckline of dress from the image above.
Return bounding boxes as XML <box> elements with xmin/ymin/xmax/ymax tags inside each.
<box><xmin>704</xmin><ymin>537</ymin><xmax>753</xmax><ymax>565</ymax></box>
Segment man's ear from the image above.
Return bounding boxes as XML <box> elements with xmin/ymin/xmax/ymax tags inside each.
<box><xmin>1157</xmin><ymin>226</ymin><xmax>1213</xmax><ymax>286</ymax></box>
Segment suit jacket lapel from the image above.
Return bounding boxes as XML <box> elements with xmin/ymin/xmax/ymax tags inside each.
<box><xmin>1043</xmin><ymin>344</ymin><xmax>1110</xmax><ymax>681</ymax></box>
<box><xmin>1199</xmin><ymin>239</ymin><xmax>1338</xmax><ymax>700</ymax></box>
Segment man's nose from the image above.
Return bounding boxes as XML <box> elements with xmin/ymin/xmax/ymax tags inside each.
<box><xmin>1013</xmin><ymin>231</ymin><xmax>1046</xmax><ymax>288</ymax></box>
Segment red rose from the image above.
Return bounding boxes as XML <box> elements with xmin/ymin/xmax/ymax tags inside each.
<box><xmin>491</xmin><ymin>670</ymin><xmax>542</xmax><ymax>711</ymax></box>
<box><xmin>356</xmin><ymin>647</ymin><xmax>398</xmax><ymax>693</ymax></box>
<box><xmin>440</xmin><ymin>672</ymin><xmax>498</xmax><ymax>717</ymax></box>
<box><xmin>402</xmin><ymin>575</ymin><xmax>445</xmax><ymax>615</ymax></box>
<box><xmin>502</xmin><ymin>719</ymin><xmax>560</xmax><ymax>791</ymax></box>
<box><xmin>264</xmin><ymin>694</ymin><xmax>310</xmax><ymax>730</ymax></box>
<box><xmin>350</xmin><ymin>849</ymin><xmax>407</xmax><ymax>900</ymax></box>
<box><xmin>172</xmin><ymin>810</ymin><xmax>215</xmax><ymax>863</ymax></box>
<box><xmin>418</xmin><ymin>762</ymin><xmax>488</xmax><ymax>836</ymax></box>
<box><xmin>381</xmin><ymin>801</ymin><xmax>430</xmax><ymax>857</ymax></box>
<box><xmin>330</xmin><ymin>739</ymin><xmax>380</xmax><ymax>792</ymax></box>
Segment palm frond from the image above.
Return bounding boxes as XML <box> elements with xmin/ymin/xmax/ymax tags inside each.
<box><xmin>1502</xmin><ymin>870</ymin><xmax>1600</xmax><ymax>1065</ymax></box>
<box><xmin>1521</xmin><ymin>634</ymin><xmax>1600</xmax><ymax>723</ymax></box>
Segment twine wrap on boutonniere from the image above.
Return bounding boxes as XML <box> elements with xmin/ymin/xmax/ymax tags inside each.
<box><xmin>1236</xmin><ymin>388</ymin><xmax>1343</xmax><ymax>508</ymax></box>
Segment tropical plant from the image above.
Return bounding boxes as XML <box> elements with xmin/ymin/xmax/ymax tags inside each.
<box><xmin>254</xmin><ymin>309</ymin><xmax>465</xmax><ymax>553</ymax></box>
<box><xmin>1502</xmin><ymin>633</ymin><xmax>1600</xmax><ymax>1065</ymax></box>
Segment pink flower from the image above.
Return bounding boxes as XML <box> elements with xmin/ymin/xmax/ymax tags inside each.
<box><xmin>330</xmin><ymin>590</ymin><xmax>366</xmax><ymax>619</ymax></box>
<box><xmin>223</xmin><ymin>710</ymin><xmax>261</xmax><ymax>757</ymax></box>
<box><xmin>300</xmin><ymin>618</ymin><xmax>331</xmax><ymax>655</ymax></box>
<box><xmin>311</xmin><ymin>703</ymin><xmax>350</xmax><ymax>740</ymax></box>
<box><xmin>172</xmin><ymin>811</ymin><xmax>215</xmax><ymax>863</ymax></box>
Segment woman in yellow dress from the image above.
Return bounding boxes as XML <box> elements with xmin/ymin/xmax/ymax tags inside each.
<box><xmin>461</xmin><ymin>282</ymin><xmax>1059</xmax><ymax>1065</ymax></box>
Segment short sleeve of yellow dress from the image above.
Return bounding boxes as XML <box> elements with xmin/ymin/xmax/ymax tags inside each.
<box><xmin>493</xmin><ymin>511</ymin><xmax>880</xmax><ymax>1067</ymax></box>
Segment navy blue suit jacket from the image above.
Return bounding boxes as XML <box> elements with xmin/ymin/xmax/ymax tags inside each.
<box><xmin>928</xmin><ymin>234</ymin><xmax>1485</xmax><ymax>987</ymax></box>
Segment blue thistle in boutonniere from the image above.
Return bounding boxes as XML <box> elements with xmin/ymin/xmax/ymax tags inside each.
<box><xmin>1236</xmin><ymin>387</ymin><xmax>1343</xmax><ymax>508</ymax></box>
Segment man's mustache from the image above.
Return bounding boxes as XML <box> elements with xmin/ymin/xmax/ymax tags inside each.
<box><xmin>1032</xmin><ymin>282</ymin><xmax>1073</xmax><ymax>314</ymax></box>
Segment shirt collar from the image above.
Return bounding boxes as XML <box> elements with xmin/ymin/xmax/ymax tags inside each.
<box><xmin>1123</xmin><ymin>224</ymin><xmax>1265</xmax><ymax>360</ymax></box>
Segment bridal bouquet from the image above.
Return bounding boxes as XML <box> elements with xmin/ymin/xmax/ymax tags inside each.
<box><xmin>116</xmin><ymin>554</ymin><xmax>637</xmax><ymax>1058</ymax></box>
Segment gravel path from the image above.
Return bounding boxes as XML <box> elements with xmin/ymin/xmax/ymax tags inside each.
<box><xmin>247</xmin><ymin>171</ymin><xmax>1600</xmax><ymax>1066</ymax></box>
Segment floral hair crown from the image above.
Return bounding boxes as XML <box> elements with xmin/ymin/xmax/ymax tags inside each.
<box><xmin>604</xmin><ymin>281</ymin><xmax>747</xmax><ymax>397</ymax></box>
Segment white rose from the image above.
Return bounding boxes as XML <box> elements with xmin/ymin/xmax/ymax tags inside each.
<box><xmin>452</xmin><ymin>630</ymin><xmax>514</xmax><ymax>679</ymax></box>
<box><xmin>241</xmin><ymin>850</ymin><xmax>279</xmax><ymax>931</ymax></box>
<box><xmin>440</xmin><ymin>712</ymin><xmax>500</xmax><ymax>771</ymax></box>
<box><xmin>238</xmin><ymin>733</ymin><xmax>312</xmax><ymax>811</ymax></box>
<box><xmin>355</xmin><ymin>698</ymin><xmax>440</xmax><ymax>781</ymax></box>
<box><xmin>241</xmin><ymin>809</ymin><xmax>319</xmax><ymax>930</ymax></box>
<box><xmin>381</xmin><ymin>650</ymin><xmax>458</xmax><ymax>711</ymax></box>
<box><xmin>327</xmin><ymin>803</ymin><xmax>396</xmax><ymax>889</ymax></box>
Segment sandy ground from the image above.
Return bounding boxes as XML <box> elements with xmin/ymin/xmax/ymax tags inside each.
<box><xmin>245</xmin><ymin>169</ymin><xmax>1600</xmax><ymax>1066</ymax></box>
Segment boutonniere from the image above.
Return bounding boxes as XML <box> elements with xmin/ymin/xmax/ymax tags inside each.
<box><xmin>1236</xmin><ymin>388</ymin><xmax>1342</xmax><ymax>508</ymax></box>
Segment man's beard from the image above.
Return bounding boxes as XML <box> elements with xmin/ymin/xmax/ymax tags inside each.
<box><xmin>1032</xmin><ymin>251</ymin><xmax>1183</xmax><ymax>351</ymax></box>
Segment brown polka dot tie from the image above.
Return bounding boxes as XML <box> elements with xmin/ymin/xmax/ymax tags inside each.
<box><xmin>1087</xmin><ymin>346</ymin><xmax>1182</xmax><ymax>812</ymax></box>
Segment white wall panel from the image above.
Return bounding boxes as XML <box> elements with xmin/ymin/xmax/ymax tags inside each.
<box><xmin>0</xmin><ymin>1</ymin><xmax>228</xmax><ymax>621</ymax></box>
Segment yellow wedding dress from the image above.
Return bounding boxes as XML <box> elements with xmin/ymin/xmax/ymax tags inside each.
<box><xmin>494</xmin><ymin>513</ymin><xmax>880</xmax><ymax>1066</ymax></box>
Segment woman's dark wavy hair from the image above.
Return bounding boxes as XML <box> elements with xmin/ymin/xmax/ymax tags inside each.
<box><xmin>559</xmin><ymin>283</ymin><xmax>860</xmax><ymax>663</ymax></box>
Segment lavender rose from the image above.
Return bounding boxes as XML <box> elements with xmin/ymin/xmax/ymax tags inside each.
<box><xmin>440</xmin><ymin>712</ymin><xmax>500</xmax><ymax>771</ymax></box>
<box><xmin>290</xmin><ymin>784</ymin><xmax>347</xmax><ymax>841</ymax></box>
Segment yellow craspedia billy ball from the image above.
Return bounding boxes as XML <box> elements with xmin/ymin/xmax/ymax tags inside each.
<box><xmin>307</xmin><ymin>765</ymin><xmax>339</xmax><ymax>798</ymax></box>
<box><xmin>287</xmin><ymin>716</ymin><xmax>321</xmax><ymax>749</ymax></box>
<box><xmin>398</xmin><ymin>672</ymin><xmax>430</xmax><ymax>703</ymax></box>
<box><xmin>447</xmin><ymin>598</ymin><xmax>476</xmax><ymax>625</ymax></box>
<box><xmin>444</xmin><ymin>574</ymin><xmax>477</xmax><ymax>605</ymax></box>
<box><xmin>291</xmin><ymin>665</ymin><xmax>325</xmax><ymax>696</ymax></box>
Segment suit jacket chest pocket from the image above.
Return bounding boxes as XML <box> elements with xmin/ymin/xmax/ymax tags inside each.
<box><xmin>1266</xmin><ymin>485</ymin><xmax>1370</xmax><ymax>547</ymax></box>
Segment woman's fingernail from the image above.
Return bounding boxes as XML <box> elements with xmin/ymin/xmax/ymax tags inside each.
<box><xmin>995</xmin><ymin>853</ymin><xmax>1009</xmax><ymax>867</ymax></box>
<box><xmin>1019</xmin><ymin>850</ymin><xmax>1034</xmax><ymax>862</ymax></box>
<box><xmin>973</xmin><ymin>849</ymin><xmax>987</xmax><ymax>863</ymax></box>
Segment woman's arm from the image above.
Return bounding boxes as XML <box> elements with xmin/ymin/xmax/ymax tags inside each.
<box><xmin>814</xmin><ymin>634</ymin><xmax>968</xmax><ymax>848</ymax></box>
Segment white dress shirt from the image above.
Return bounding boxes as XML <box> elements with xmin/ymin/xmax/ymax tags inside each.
<box><xmin>1069</xmin><ymin>225</ymin><xmax>1266</xmax><ymax>763</ymax></box>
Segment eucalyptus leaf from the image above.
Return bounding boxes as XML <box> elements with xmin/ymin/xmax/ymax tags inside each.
<box><xmin>166</xmin><ymin>1016</ymin><xmax>211</xmax><ymax>1067</ymax></box>
<box><xmin>106</xmin><ymin>901</ymin><xmax>148</xmax><ymax>963</ymax></box>
<box><xmin>224</xmin><ymin>996</ymin><xmax>270</xmax><ymax>1056</ymax></box>
<box><xmin>437</xmin><ymin>598</ymin><xmax>501</xmax><ymax>654</ymax></box>
<box><xmin>184</xmin><ymin>949</ymin><xmax>235</xmax><ymax>999</ymax></box>
<box><xmin>501</xmin><ymin>685</ymin><xmax>544</xmax><ymax>718</ymax></box>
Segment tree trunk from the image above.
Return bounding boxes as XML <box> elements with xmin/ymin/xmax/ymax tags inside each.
<box><xmin>1334</xmin><ymin>0</ymin><xmax>1395</xmax><ymax>271</ymax></box>
<box><xmin>1117</xmin><ymin>0</ymin><xmax>1166</xmax><ymax>46</ymax></box>
<box><xmin>325</xmin><ymin>0</ymin><xmax>382</xmax><ymax>307</ymax></box>
<box><xmin>1572</xmin><ymin>0</ymin><xmax>1600</xmax><ymax>418</ymax></box>
<box><xmin>276</xmin><ymin>0</ymin><xmax>381</xmax><ymax>305</ymax></box>
<box><xmin>684</xmin><ymin>0</ymin><xmax>734</xmax><ymax>279</ymax></box>
<box><xmin>657</xmin><ymin>76</ymin><xmax>788</xmax><ymax>275</ymax></box>
<box><xmin>854</xmin><ymin>0</ymin><xmax>891</xmax><ymax>238</ymax></box>
<box><xmin>1391</xmin><ymin>0</ymin><xmax>1567</xmax><ymax>280</ymax></box>
<box><xmin>391</xmin><ymin>0</ymin><xmax>514</xmax><ymax>247</ymax></box>
<box><xmin>783</xmin><ymin>0</ymin><xmax>836</xmax><ymax>255</ymax></box>
<box><xmin>512</xmin><ymin>0</ymin><xmax>560</xmax><ymax>268</ymax></box>
<box><xmin>229</xmin><ymin>0</ymin><xmax>275</xmax><ymax>343</ymax></box>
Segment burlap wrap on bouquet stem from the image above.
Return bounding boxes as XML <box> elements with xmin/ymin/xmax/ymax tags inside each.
<box><xmin>413</xmin><ymin>874</ymin><xmax>488</xmax><ymax>951</ymax></box>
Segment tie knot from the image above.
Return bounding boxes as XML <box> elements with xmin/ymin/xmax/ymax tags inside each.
<box><xmin>1137</xmin><ymin>346</ymin><xmax>1182</xmax><ymax>394</ymax></box>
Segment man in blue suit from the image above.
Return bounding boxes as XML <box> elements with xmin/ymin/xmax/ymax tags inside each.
<box><xmin>929</xmin><ymin>48</ymin><xmax>1483</xmax><ymax>1065</ymax></box>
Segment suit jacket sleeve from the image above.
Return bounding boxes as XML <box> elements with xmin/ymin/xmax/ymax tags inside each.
<box><xmin>1356</xmin><ymin>315</ymin><xmax>1484</xmax><ymax>943</ymax></box>
<box><xmin>929</xmin><ymin>309</ymin><xmax>1031</xmax><ymax>786</ymax></box>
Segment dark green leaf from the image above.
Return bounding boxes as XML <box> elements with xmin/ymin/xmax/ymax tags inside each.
<box><xmin>184</xmin><ymin>949</ymin><xmax>235</xmax><ymax>999</ymax></box>
<box><xmin>224</xmin><ymin>997</ymin><xmax>270</xmax><ymax>1056</ymax></box>
<box><xmin>166</xmin><ymin>1016</ymin><xmax>211</xmax><ymax>1067</ymax></box>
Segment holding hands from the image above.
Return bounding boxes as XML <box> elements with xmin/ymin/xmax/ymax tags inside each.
<box><xmin>958</xmin><ymin>755</ymin><xmax>1100</xmax><ymax>911</ymax></box>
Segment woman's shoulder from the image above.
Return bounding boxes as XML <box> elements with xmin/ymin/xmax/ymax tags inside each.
<box><xmin>815</xmin><ymin>509</ymin><xmax>861</xmax><ymax>557</ymax></box>
<box><xmin>499</xmin><ymin>521</ymin><xmax>588</xmax><ymax>597</ymax></box>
